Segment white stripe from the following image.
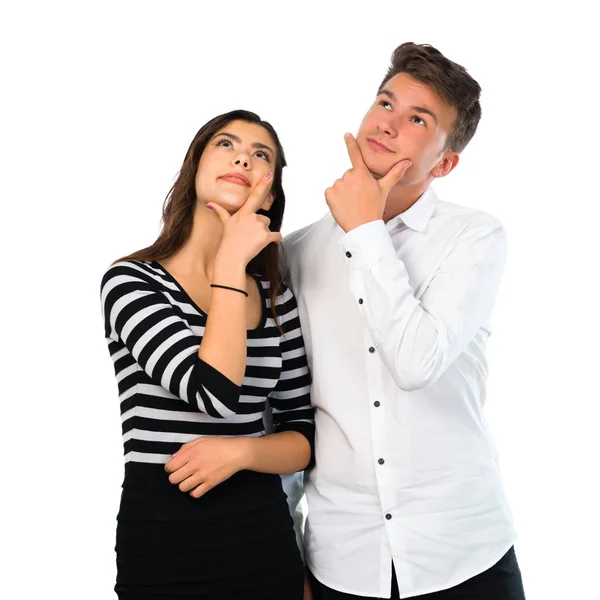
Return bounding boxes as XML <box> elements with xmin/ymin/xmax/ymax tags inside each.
<box><xmin>131</xmin><ymin>315</ymin><xmax>183</xmax><ymax>372</ymax></box>
<box><xmin>276</xmin><ymin>307</ymin><xmax>299</xmax><ymax>325</ymax></box>
<box><xmin>239</xmin><ymin>394</ymin><xmax>269</xmax><ymax>404</ymax></box>
<box><xmin>137</xmin><ymin>383</ymin><xmax>178</xmax><ymax>400</ymax></box>
<box><xmin>194</xmin><ymin>391</ymin><xmax>208</xmax><ymax>413</ymax></box>
<box><xmin>124</xmin><ymin>451</ymin><xmax>171</xmax><ymax>464</ymax></box>
<box><xmin>201</xmin><ymin>384</ymin><xmax>235</xmax><ymax>418</ymax></box>
<box><xmin>124</xmin><ymin>428</ymin><xmax>201</xmax><ymax>444</ymax></box>
<box><xmin>117</xmin><ymin>261</ymin><xmax>180</xmax><ymax>292</ymax></box>
<box><xmin>103</xmin><ymin>277</ymin><xmax>151</xmax><ymax>339</ymax></box>
<box><xmin>190</xmin><ymin>325</ymin><xmax>206</xmax><ymax>337</ymax></box>
<box><xmin>146</xmin><ymin>329</ymin><xmax>196</xmax><ymax>377</ymax></box>
<box><xmin>119</xmin><ymin>301</ymin><xmax>168</xmax><ymax>344</ymax></box>
<box><xmin>116</xmin><ymin>362</ymin><xmax>139</xmax><ymax>383</ymax></box>
<box><xmin>269</xmin><ymin>385</ymin><xmax>311</xmax><ymax>400</ymax></box>
<box><xmin>282</xmin><ymin>327</ymin><xmax>302</xmax><ymax>342</ymax></box>
<box><xmin>134</xmin><ymin>405</ymin><xmax>261</xmax><ymax>424</ymax></box>
<box><xmin>246</xmin><ymin>355</ymin><xmax>282</xmax><ymax>367</ymax></box>
<box><xmin>243</xmin><ymin>376</ymin><xmax>279</xmax><ymax>388</ymax></box>
<box><xmin>111</xmin><ymin>346</ymin><xmax>129</xmax><ymax>362</ymax></box>
<box><xmin>119</xmin><ymin>386</ymin><xmax>137</xmax><ymax>404</ymax></box>
<box><xmin>179</xmin><ymin>365</ymin><xmax>192</xmax><ymax>403</ymax></box>
<box><xmin>160</xmin><ymin>344</ymin><xmax>198</xmax><ymax>395</ymax></box>
<box><xmin>163</xmin><ymin>292</ymin><xmax>203</xmax><ymax>316</ymax></box>
<box><xmin>247</xmin><ymin>336</ymin><xmax>280</xmax><ymax>348</ymax></box>
<box><xmin>121</xmin><ymin>407</ymin><xmax>136</xmax><ymax>423</ymax></box>
<box><xmin>282</xmin><ymin>347</ymin><xmax>306</xmax><ymax>361</ymax></box>
<box><xmin>266</xmin><ymin>286</ymin><xmax>293</xmax><ymax>307</ymax></box>
<box><xmin>102</xmin><ymin>272</ymin><xmax>135</xmax><ymax>309</ymax></box>
<box><xmin>263</xmin><ymin>313</ymin><xmax>300</xmax><ymax>329</ymax></box>
<box><xmin>279</xmin><ymin>366</ymin><xmax>309</xmax><ymax>380</ymax></box>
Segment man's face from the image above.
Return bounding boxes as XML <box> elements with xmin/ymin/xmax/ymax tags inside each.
<box><xmin>356</xmin><ymin>73</ymin><xmax>459</xmax><ymax>186</ymax></box>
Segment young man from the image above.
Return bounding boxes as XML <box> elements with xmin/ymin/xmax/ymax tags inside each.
<box><xmin>282</xmin><ymin>43</ymin><xmax>526</xmax><ymax>599</ymax></box>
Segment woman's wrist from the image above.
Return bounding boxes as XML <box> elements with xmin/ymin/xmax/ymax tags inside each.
<box><xmin>231</xmin><ymin>437</ymin><xmax>256</xmax><ymax>472</ymax></box>
<box><xmin>213</xmin><ymin>252</ymin><xmax>247</xmax><ymax>289</ymax></box>
<box><xmin>215</xmin><ymin>247</ymin><xmax>247</xmax><ymax>272</ymax></box>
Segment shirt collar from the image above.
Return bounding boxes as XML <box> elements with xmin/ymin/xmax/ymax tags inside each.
<box><xmin>385</xmin><ymin>186</ymin><xmax>438</xmax><ymax>233</ymax></box>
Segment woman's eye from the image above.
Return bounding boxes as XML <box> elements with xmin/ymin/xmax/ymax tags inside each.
<box><xmin>379</xmin><ymin>100</ymin><xmax>392</xmax><ymax>111</ymax></box>
<box><xmin>255</xmin><ymin>150</ymin><xmax>271</xmax><ymax>162</ymax></box>
<box><xmin>216</xmin><ymin>138</ymin><xmax>233</xmax><ymax>147</ymax></box>
<box><xmin>412</xmin><ymin>116</ymin><xmax>426</xmax><ymax>126</ymax></box>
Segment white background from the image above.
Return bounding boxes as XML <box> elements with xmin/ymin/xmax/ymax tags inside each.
<box><xmin>1</xmin><ymin>2</ymin><xmax>598</xmax><ymax>598</ymax></box>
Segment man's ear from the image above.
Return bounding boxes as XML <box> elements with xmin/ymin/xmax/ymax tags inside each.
<box><xmin>431</xmin><ymin>151</ymin><xmax>460</xmax><ymax>179</ymax></box>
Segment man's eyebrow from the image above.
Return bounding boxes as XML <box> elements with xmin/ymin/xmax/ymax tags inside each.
<box><xmin>378</xmin><ymin>89</ymin><xmax>396</xmax><ymax>101</ymax></box>
<box><xmin>410</xmin><ymin>105</ymin><xmax>439</xmax><ymax>126</ymax></box>
<box><xmin>214</xmin><ymin>131</ymin><xmax>275</xmax><ymax>155</ymax></box>
<box><xmin>376</xmin><ymin>90</ymin><xmax>440</xmax><ymax>126</ymax></box>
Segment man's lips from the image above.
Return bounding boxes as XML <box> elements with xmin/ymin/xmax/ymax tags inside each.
<box><xmin>219</xmin><ymin>173</ymin><xmax>251</xmax><ymax>187</ymax></box>
<box><xmin>366</xmin><ymin>137</ymin><xmax>393</xmax><ymax>153</ymax></box>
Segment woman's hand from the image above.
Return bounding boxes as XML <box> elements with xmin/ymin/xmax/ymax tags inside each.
<box><xmin>209</xmin><ymin>172</ymin><xmax>282</xmax><ymax>268</ymax></box>
<box><xmin>303</xmin><ymin>568</ymin><xmax>313</xmax><ymax>600</ymax></box>
<box><xmin>164</xmin><ymin>437</ymin><xmax>250</xmax><ymax>498</ymax></box>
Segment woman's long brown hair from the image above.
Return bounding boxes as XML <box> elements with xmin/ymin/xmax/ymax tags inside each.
<box><xmin>116</xmin><ymin>109</ymin><xmax>288</xmax><ymax>323</ymax></box>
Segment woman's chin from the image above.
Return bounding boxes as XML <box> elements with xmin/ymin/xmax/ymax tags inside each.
<box><xmin>202</xmin><ymin>193</ymin><xmax>247</xmax><ymax>214</ymax></box>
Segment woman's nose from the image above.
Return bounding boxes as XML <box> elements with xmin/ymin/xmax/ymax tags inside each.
<box><xmin>233</xmin><ymin>155</ymin><xmax>250</xmax><ymax>169</ymax></box>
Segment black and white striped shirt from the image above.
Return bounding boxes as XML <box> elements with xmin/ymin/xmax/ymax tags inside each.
<box><xmin>101</xmin><ymin>260</ymin><xmax>314</xmax><ymax>465</ymax></box>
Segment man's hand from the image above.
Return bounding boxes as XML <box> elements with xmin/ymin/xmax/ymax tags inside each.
<box><xmin>325</xmin><ymin>133</ymin><xmax>411</xmax><ymax>233</ymax></box>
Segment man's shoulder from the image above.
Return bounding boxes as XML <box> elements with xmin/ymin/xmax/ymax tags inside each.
<box><xmin>434</xmin><ymin>198</ymin><xmax>504</xmax><ymax>234</ymax></box>
<box><xmin>282</xmin><ymin>213</ymin><xmax>335</xmax><ymax>251</ymax></box>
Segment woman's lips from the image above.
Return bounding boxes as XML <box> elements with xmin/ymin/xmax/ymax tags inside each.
<box><xmin>219</xmin><ymin>173</ymin><xmax>251</xmax><ymax>186</ymax></box>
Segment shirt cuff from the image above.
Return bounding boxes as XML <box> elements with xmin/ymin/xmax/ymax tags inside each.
<box><xmin>338</xmin><ymin>220</ymin><xmax>397</xmax><ymax>268</ymax></box>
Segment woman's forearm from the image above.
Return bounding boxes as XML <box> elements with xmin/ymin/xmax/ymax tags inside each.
<box><xmin>198</xmin><ymin>257</ymin><xmax>248</xmax><ymax>385</ymax></box>
<box><xmin>239</xmin><ymin>431</ymin><xmax>311</xmax><ymax>474</ymax></box>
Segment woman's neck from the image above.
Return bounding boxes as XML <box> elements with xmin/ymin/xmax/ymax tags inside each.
<box><xmin>161</xmin><ymin>205</ymin><xmax>225</xmax><ymax>281</ymax></box>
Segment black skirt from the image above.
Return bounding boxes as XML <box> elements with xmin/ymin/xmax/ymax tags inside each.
<box><xmin>114</xmin><ymin>463</ymin><xmax>303</xmax><ymax>599</ymax></box>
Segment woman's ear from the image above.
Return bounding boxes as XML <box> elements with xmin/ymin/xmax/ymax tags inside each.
<box><xmin>262</xmin><ymin>190</ymin><xmax>275</xmax><ymax>212</ymax></box>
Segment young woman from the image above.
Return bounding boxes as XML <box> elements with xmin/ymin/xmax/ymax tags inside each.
<box><xmin>100</xmin><ymin>110</ymin><xmax>314</xmax><ymax>599</ymax></box>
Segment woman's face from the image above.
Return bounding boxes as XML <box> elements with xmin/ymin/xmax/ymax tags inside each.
<box><xmin>195</xmin><ymin>120</ymin><xmax>277</xmax><ymax>214</ymax></box>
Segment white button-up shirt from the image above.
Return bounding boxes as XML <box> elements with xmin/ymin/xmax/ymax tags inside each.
<box><xmin>281</xmin><ymin>187</ymin><xmax>517</xmax><ymax>598</ymax></box>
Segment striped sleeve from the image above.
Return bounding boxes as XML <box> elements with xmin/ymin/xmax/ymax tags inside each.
<box><xmin>101</xmin><ymin>261</ymin><xmax>241</xmax><ymax>418</ymax></box>
<box><xmin>268</xmin><ymin>285</ymin><xmax>315</xmax><ymax>464</ymax></box>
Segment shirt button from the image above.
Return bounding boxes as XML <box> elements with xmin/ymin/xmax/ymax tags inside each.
<box><xmin>345</xmin><ymin>251</ymin><xmax>352</xmax><ymax>258</ymax></box>
<box><xmin>374</xmin><ymin>401</ymin><xmax>380</xmax><ymax>407</ymax></box>
<box><xmin>368</xmin><ymin>347</ymin><xmax>375</xmax><ymax>353</ymax></box>
<box><xmin>378</xmin><ymin>458</ymin><xmax>385</xmax><ymax>465</ymax></box>
<box><xmin>385</xmin><ymin>513</ymin><xmax>392</xmax><ymax>520</ymax></box>
<box><xmin>358</xmin><ymin>298</ymin><xmax>364</xmax><ymax>305</ymax></box>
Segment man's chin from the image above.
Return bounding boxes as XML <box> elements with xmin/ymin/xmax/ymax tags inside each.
<box><xmin>364</xmin><ymin>162</ymin><xmax>385</xmax><ymax>180</ymax></box>
<box><xmin>360</xmin><ymin>154</ymin><xmax>389</xmax><ymax>180</ymax></box>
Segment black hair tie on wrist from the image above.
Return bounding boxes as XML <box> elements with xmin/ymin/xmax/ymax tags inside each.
<box><xmin>210</xmin><ymin>284</ymin><xmax>249</xmax><ymax>297</ymax></box>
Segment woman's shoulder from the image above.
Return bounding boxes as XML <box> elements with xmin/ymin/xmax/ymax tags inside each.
<box><xmin>101</xmin><ymin>259</ymin><xmax>167</xmax><ymax>294</ymax></box>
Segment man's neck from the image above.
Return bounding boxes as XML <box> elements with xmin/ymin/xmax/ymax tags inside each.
<box><xmin>382</xmin><ymin>180</ymin><xmax>430</xmax><ymax>224</ymax></box>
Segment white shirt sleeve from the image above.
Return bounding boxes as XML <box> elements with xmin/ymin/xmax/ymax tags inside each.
<box><xmin>281</xmin><ymin>471</ymin><xmax>306</xmax><ymax>563</ymax></box>
<box><xmin>338</xmin><ymin>217</ymin><xmax>507</xmax><ymax>391</ymax></box>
